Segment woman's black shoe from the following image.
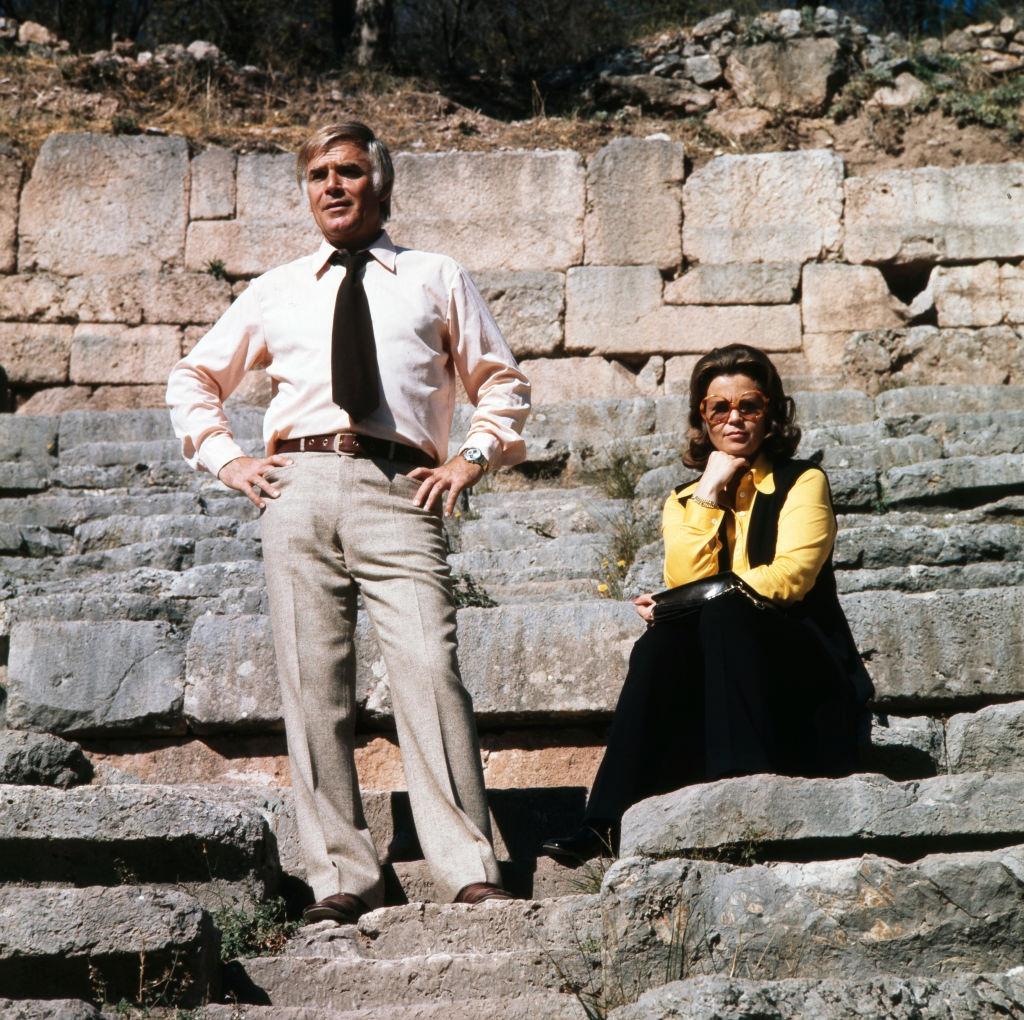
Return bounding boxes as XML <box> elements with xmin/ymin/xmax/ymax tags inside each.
<box><xmin>541</xmin><ymin>822</ymin><xmax>618</xmax><ymax>866</ymax></box>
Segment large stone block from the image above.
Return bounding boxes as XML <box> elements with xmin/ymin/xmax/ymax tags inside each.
<box><xmin>61</xmin><ymin>271</ymin><xmax>232</xmax><ymax>325</ymax></box>
<box><xmin>845</xmin><ymin>162</ymin><xmax>1024</xmax><ymax>264</ymax></box>
<box><xmin>802</xmin><ymin>263</ymin><xmax>909</xmax><ymax>332</ymax></box>
<box><xmin>0</xmin><ymin>147</ymin><xmax>22</xmax><ymax>273</ymax></box>
<box><xmin>390</xmin><ymin>150</ymin><xmax>585</xmax><ymax>272</ymax></box>
<box><xmin>842</xmin><ymin>325</ymin><xmax>1024</xmax><ymax>394</ymax></box>
<box><xmin>584</xmin><ymin>138</ymin><xmax>684</xmax><ymax>269</ymax></box>
<box><xmin>190</xmin><ymin>145</ymin><xmax>236</xmax><ymax>220</ymax></box>
<box><xmin>946</xmin><ymin>701</ymin><xmax>1024</xmax><ymax>773</ymax></box>
<box><xmin>602</xmin><ymin>847</ymin><xmax>1024</xmax><ymax>995</ymax></box>
<box><xmin>671</xmin><ymin>304</ymin><xmax>802</xmax><ymax>352</ymax></box>
<box><xmin>842</xmin><ymin>588</ymin><xmax>1024</xmax><ymax>706</ymax></box>
<box><xmin>185</xmin><ymin>153</ymin><xmax>320</xmax><ymax>276</ymax></box>
<box><xmin>725</xmin><ymin>38</ymin><xmax>843</xmax><ymax>114</ymax></box>
<box><xmin>0</xmin><ymin>322</ymin><xmax>73</xmax><ymax>384</ymax></box>
<box><xmin>471</xmin><ymin>271</ymin><xmax>563</xmax><ymax>357</ymax></box>
<box><xmin>930</xmin><ymin>260</ymin><xmax>1024</xmax><ymax>327</ymax></box>
<box><xmin>5</xmin><ymin>619</ymin><xmax>185</xmax><ymax>735</ymax></box>
<box><xmin>19</xmin><ymin>133</ymin><xmax>189</xmax><ymax>274</ymax></box>
<box><xmin>69</xmin><ymin>323</ymin><xmax>182</xmax><ymax>384</ymax></box>
<box><xmin>0</xmin><ymin>885</ymin><xmax>218</xmax><ymax>1005</ymax></box>
<box><xmin>610</xmin><ymin>974</ymin><xmax>1024</xmax><ymax>1020</ymax></box>
<box><xmin>683</xmin><ymin>150</ymin><xmax>844</xmax><ymax>264</ymax></box>
<box><xmin>620</xmin><ymin>771</ymin><xmax>1024</xmax><ymax>859</ymax></box>
<box><xmin>875</xmin><ymin>383</ymin><xmax>1024</xmax><ymax>418</ymax></box>
<box><xmin>664</xmin><ymin>262</ymin><xmax>800</xmax><ymax>305</ymax></box>
<box><xmin>520</xmin><ymin>356</ymin><xmax>662</xmax><ymax>402</ymax></box>
<box><xmin>0</xmin><ymin>273</ymin><xmax>65</xmax><ymax>321</ymax></box>
<box><xmin>564</xmin><ymin>265</ymin><xmax>666</xmax><ymax>355</ymax></box>
<box><xmin>0</xmin><ymin>731</ymin><xmax>91</xmax><ymax>787</ymax></box>
<box><xmin>185</xmin><ymin>613</ymin><xmax>282</xmax><ymax>733</ymax></box>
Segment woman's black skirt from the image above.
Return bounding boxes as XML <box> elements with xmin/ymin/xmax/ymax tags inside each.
<box><xmin>585</xmin><ymin>588</ymin><xmax>864</xmax><ymax>825</ymax></box>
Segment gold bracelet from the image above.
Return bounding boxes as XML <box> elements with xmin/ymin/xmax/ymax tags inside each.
<box><xmin>690</xmin><ymin>494</ymin><xmax>722</xmax><ymax>511</ymax></box>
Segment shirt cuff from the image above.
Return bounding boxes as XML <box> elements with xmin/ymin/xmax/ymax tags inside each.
<box><xmin>198</xmin><ymin>434</ymin><xmax>248</xmax><ymax>478</ymax></box>
<box><xmin>459</xmin><ymin>433</ymin><xmax>501</xmax><ymax>470</ymax></box>
<box><xmin>684</xmin><ymin>498</ymin><xmax>725</xmax><ymax>527</ymax></box>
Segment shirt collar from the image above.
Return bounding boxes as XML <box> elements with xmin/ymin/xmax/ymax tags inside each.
<box><xmin>750</xmin><ymin>452</ymin><xmax>775</xmax><ymax>493</ymax></box>
<box><xmin>312</xmin><ymin>229</ymin><xmax>399</xmax><ymax>278</ymax></box>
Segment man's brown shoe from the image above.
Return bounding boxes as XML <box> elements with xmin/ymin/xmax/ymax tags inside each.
<box><xmin>302</xmin><ymin>892</ymin><xmax>370</xmax><ymax>925</ymax></box>
<box><xmin>453</xmin><ymin>882</ymin><xmax>513</xmax><ymax>905</ymax></box>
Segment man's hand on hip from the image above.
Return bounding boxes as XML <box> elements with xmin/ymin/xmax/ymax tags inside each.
<box><xmin>408</xmin><ymin>455</ymin><xmax>484</xmax><ymax>516</ymax></box>
<box><xmin>218</xmin><ymin>454</ymin><xmax>294</xmax><ymax>509</ymax></box>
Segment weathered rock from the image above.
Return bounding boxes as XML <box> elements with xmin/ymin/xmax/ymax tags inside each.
<box><xmin>807</xmin><ymin>434</ymin><xmax>940</xmax><ymax>470</ymax></box>
<box><xmin>726</xmin><ymin>38</ymin><xmax>843</xmax><ymax>114</ymax></box>
<box><xmin>834</xmin><ymin>521</ymin><xmax>1024</xmax><ymax>568</ymax></box>
<box><xmin>845</xmin><ymin>162</ymin><xmax>1024</xmax><ymax>264</ymax></box>
<box><xmin>584</xmin><ymin>138</ymin><xmax>684</xmax><ymax>269</ymax></box>
<box><xmin>0</xmin><ymin>885</ymin><xmax>218</xmax><ymax>1005</ymax></box>
<box><xmin>881</xmin><ymin>453</ymin><xmax>1024</xmax><ymax>505</ymax></box>
<box><xmin>664</xmin><ymin>263</ymin><xmax>799</xmax><ymax>305</ymax></box>
<box><xmin>683</xmin><ymin>151</ymin><xmax>844</xmax><ymax>264</ymax></box>
<box><xmin>5</xmin><ymin>619</ymin><xmax>185</xmax><ymax>735</ymax></box>
<box><xmin>0</xmin><ymin>1001</ymin><xmax>104</xmax><ymax>1020</ymax></box>
<box><xmin>610</xmin><ymin>973</ymin><xmax>1024</xmax><ymax>1020</ymax></box>
<box><xmin>876</xmin><ymin>383</ymin><xmax>1024</xmax><ymax>418</ymax></box>
<box><xmin>0</xmin><ymin>273</ymin><xmax>66</xmax><ymax>321</ymax></box>
<box><xmin>620</xmin><ymin>771</ymin><xmax>1024</xmax><ymax>859</ymax></box>
<box><xmin>597</xmin><ymin>75</ymin><xmax>716</xmax><ymax>115</ymax></box>
<box><xmin>199</xmin><ymin>995</ymin><xmax>588</xmax><ymax>1019</ymax></box>
<box><xmin>842</xmin><ymin>325</ymin><xmax>1024</xmax><ymax>394</ymax></box>
<box><xmin>69</xmin><ymin>323</ymin><xmax>182</xmax><ymax>384</ymax></box>
<box><xmin>684</xmin><ymin>54</ymin><xmax>723</xmax><ymax>86</ymax></box>
<box><xmin>0</xmin><ymin>322</ymin><xmax>73</xmax><ymax>384</ymax></box>
<box><xmin>471</xmin><ymin>271</ymin><xmax>563</xmax><ymax>357</ymax></box>
<box><xmin>864</xmin><ymin>714</ymin><xmax>945</xmax><ymax>778</ymax></box>
<box><xmin>0</xmin><ymin>784</ymin><xmax>278</xmax><ymax>906</ymax></box>
<box><xmin>19</xmin><ymin>134</ymin><xmax>189</xmax><ymax>274</ymax></box>
<box><xmin>0</xmin><ymin>730</ymin><xmax>91</xmax><ymax>786</ymax></box>
<box><xmin>946</xmin><ymin>701</ymin><xmax>1024</xmax><ymax>773</ymax></box>
<box><xmin>801</xmin><ymin>263</ymin><xmax>909</xmax><ymax>332</ymax></box>
<box><xmin>519</xmin><ymin>356</ymin><xmax>661</xmax><ymax>402</ymax></box>
<box><xmin>190</xmin><ymin>145</ymin><xmax>237</xmax><ymax>220</ymax></box>
<box><xmin>867</xmin><ymin>71</ymin><xmax>930</xmax><ymax>109</ymax></box>
<box><xmin>0</xmin><ymin>149</ymin><xmax>20</xmax><ymax>273</ymax></box>
<box><xmin>15</xmin><ymin>386</ymin><xmax>93</xmax><ymax>415</ymax></box>
<box><xmin>789</xmin><ymin>388</ymin><xmax>876</xmax><ymax>426</ymax></box>
<box><xmin>185</xmin><ymin>613</ymin><xmax>282</xmax><ymax>732</ymax></box>
<box><xmin>843</xmin><ymin>587</ymin><xmax>1024</xmax><ymax>706</ymax></box>
<box><xmin>186</xmin><ymin>153</ymin><xmax>320</xmax><ymax>276</ymax></box>
<box><xmin>602</xmin><ymin>847</ymin><xmax>1024</xmax><ymax>996</ymax></box>
<box><xmin>705</xmin><ymin>106</ymin><xmax>773</xmax><ymax>141</ymax></box>
<box><xmin>390</xmin><ymin>151</ymin><xmax>585</xmax><ymax>272</ymax></box>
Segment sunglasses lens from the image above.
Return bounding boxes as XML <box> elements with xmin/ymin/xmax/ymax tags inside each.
<box><xmin>706</xmin><ymin>400</ymin><xmax>731</xmax><ymax>423</ymax></box>
<box><xmin>738</xmin><ymin>395</ymin><xmax>767</xmax><ymax>419</ymax></box>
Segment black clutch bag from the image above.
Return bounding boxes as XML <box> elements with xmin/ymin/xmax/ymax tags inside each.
<box><xmin>651</xmin><ymin>571</ymin><xmax>770</xmax><ymax>624</ymax></box>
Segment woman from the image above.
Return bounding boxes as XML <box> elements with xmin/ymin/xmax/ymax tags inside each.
<box><xmin>542</xmin><ymin>343</ymin><xmax>873</xmax><ymax>864</ymax></box>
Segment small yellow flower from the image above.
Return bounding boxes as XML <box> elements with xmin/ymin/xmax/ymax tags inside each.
<box><xmin>616</xmin><ymin>559</ymin><xmax>626</xmax><ymax>567</ymax></box>
<box><xmin>454</xmin><ymin>510</ymin><xmax>462</xmax><ymax>518</ymax></box>
<box><xmin>601</xmin><ymin>559</ymin><xmax>609</xmax><ymax>568</ymax></box>
<box><xmin>597</xmin><ymin>582</ymin><xmax>609</xmax><ymax>594</ymax></box>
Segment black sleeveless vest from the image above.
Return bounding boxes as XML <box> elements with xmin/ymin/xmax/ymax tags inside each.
<box><xmin>675</xmin><ymin>458</ymin><xmax>874</xmax><ymax>706</ymax></box>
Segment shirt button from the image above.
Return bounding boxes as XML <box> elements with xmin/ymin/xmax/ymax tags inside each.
<box><xmin>737</xmin><ymin>510</ymin><xmax>747</xmax><ymax>517</ymax></box>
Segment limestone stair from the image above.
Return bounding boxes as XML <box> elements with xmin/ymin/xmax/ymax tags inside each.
<box><xmin>1</xmin><ymin>383</ymin><xmax>1023</xmax><ymax>1015</ymax></box>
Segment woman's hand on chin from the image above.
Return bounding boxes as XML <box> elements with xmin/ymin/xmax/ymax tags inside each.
<box><xmin>694</xmin><ymin>450</ymin><xmax>749</xmax><ymax>504</ymax></box>
<box><xmin>632</xmin><ymin>593</ymin><xmax>656</xmax><ymax>623</ymax></box>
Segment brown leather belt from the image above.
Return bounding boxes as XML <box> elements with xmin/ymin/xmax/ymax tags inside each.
<box><xmin>275</xmin><ymin>432</ymin><xmax>436</xmax><ymax>469</ymax></box>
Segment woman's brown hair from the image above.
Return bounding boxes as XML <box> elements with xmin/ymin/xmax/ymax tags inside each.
<box><xmin>683</xmin><ymin>344</ymin><xmax>801</xmax><ymax>470</ymax></box>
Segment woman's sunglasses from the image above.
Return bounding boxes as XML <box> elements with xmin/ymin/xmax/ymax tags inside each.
<box><xmin>700</xmin><ymin>390</ymin><xmax>769</xmax><ymax>426</ymax></box>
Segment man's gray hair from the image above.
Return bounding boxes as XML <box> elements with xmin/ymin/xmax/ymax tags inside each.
<box><xmin>296</xmin><ymin>121</ymin><xmax>395</xmax><ymax>222</ymax></box>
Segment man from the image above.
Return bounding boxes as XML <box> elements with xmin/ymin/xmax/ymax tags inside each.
<box><xmin>167</xmin><ymin>122</ymin><xmax>530</xmax><ymax>924</ymax></box>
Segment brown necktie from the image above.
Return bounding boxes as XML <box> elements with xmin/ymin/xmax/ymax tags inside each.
<box><xmin>331</xmin><ymin>249</ymin><xmax>380</xmax><ymax>421</ymax></box>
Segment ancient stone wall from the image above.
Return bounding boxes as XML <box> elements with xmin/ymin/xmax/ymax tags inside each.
<box><xmin>1</xmin><ymin>132</ymin><xmax>1023</xmax><ymax>414</ymax></box>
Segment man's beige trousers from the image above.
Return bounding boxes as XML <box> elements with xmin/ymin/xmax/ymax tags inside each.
<box><xmin>260</xmin><ymin>451</ymin><xmax>501</xmax><ymax>907</ymax></box>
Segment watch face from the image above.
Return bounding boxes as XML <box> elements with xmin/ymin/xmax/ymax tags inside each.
<box><xmin>463</xmin><ymin>449</ymin><xmax>486</xmax><ymax>466</ymax></box>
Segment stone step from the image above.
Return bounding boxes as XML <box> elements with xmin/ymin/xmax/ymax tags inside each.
<box><xmin>947</xmin><ymin>701</ymin><xmax>1024</xmax><ymax>774</ymax></box>
<box><xmin>226</xmin><ymin>946</ymin><xmax>596</xmax><ymax>1010</ymax></box>
<box><xmin>6</xmin><ymin>585</ymin><xmax>1021</xmax><ymax>740</ymax></box>
<box><xmin>196</xmin><ymin>993</ymin><xmax>589</xmax><ymax>1019</ymax></box>
<box><xmin>352</xmin><ymin>895</ymin><xmax>599</xmax><ymax>960</ymax></box>
<box><xmin>0</xmin><ymin>884</ymin><xmax>218</xmax><ymax>1006</ymax></box>
<box><xmin>608</xmin><ymin>973</ymin><xmax>1024</xmax><ymax>1020</ymax></box>
<box><xmin>0</xmin><ymin>784</ymin><xmax>278</xmax><ymax>909</ymax></box>
<box><xmin>619</xmin><ymin>771</ymin><xmax>1024</xmax><ymax>863</ymax></box>
<box><xmin>603</xmin><ymin>845</ymin><xmax>1024</xmax><ymax>998</ymax></box>
<box><xmin>0</xmin><ymin>1002</ymin><xmax>107</xmax><ymax>1020</ymax></box>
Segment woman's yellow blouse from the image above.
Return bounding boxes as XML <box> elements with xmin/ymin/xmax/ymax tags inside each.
<box><xmin>662</xmin><ymin>453</ymin><xmax>837</xmax><ymax>605</ymax></box>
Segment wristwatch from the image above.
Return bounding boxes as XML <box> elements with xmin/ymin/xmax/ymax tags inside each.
<box><xmin>461</xmin><ymin>447</ymin><xmax>489</xmax><ymax>472</ymax></box>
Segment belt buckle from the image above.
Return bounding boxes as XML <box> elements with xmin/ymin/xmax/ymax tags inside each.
<box><xmin>332</xmin><ymin>433</ymin><xmax>343</xmax><ymax>454</ymax></box>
